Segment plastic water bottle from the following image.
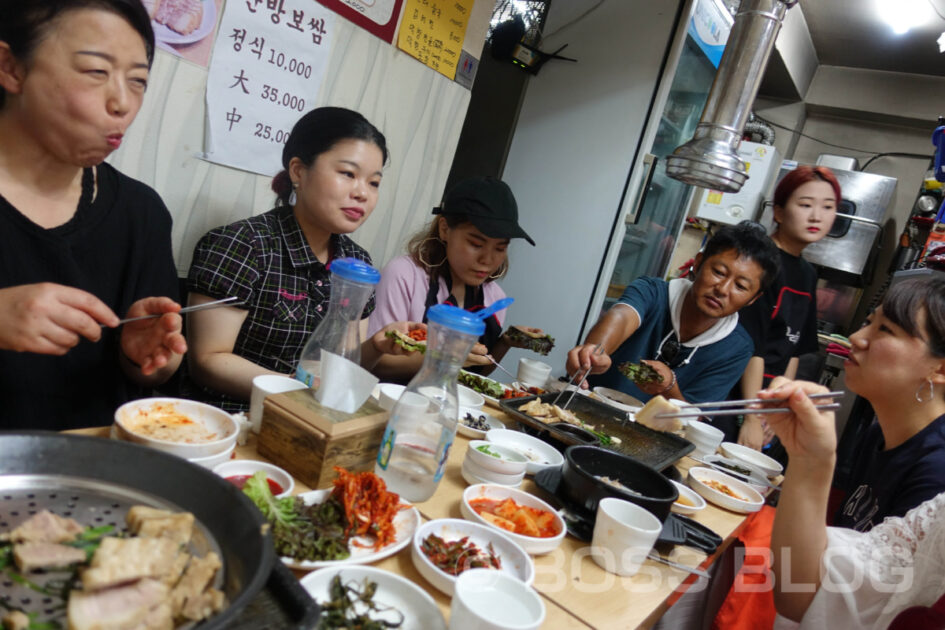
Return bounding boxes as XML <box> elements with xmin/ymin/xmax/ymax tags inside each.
<box><xmin>295</xmin><ymin>258</ymin><xmax>380</xmax><ymax>389</ymax></box>
<box><xmin>375</xmin><ymin>304</ymin><xmax>484</xmax><ymax>502</ymax></box>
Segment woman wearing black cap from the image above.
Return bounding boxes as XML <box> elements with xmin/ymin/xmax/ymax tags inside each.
<box><xmin>369</xmin><ymin>176</ymin><xmax>545</xmax><ymax>381</ymax></box>
<box><xmin>186</xmin><ymin>107</ymin><xmax>417</xmax><ymax>411</ymax></box>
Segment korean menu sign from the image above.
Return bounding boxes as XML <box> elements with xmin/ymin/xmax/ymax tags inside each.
<box><xmin>204</xmin><ymin>0</ymin><xmax>336</xmax><ymax>176</ymax></box>
<box><xmin>396</xmin><ymin>0</ymin><xmax>471</xmax><ymax>80</ymax></box>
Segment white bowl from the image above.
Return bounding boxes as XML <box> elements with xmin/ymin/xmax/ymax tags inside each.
<box><xmin>301</xmin><ymin>566</ymin><xmax>446</xmax><ymax>629</ymax></box>
<box><xmin>460</xmin><ymin>484</ymin><xmax>566</xmax><ymax>555</ymax></box>
<box><xmin>484</xmin><ymin>429</ymin><xmax>564</xmax><ymax>475</ymax></box>
<box><xmin>466</xmin><ymin>441</ymin><xmax>528</xmax><ymax>475</ymax></box>
<box><xmin>411</xmin><ymin>518</ymin><xmax>534</xmax><ymax>596</ymax></box>
<box><xmin>720</xmin><ymin>442</ymin><xmax>784</xmax><ymax>477</ymax></box>
<box><xmin>462</xmin><ymin>457</ymin><xmax>526</xmax><ymax>487</ymax></box>
<box><xmin>688</xmin><ymin>467</ymin><xmax>764</xmax><ymax>514</ymax></box>
<box><xmin>458</xmin><ymin>385</ymin><xmax>486</xmax><ymax>410</ymax></box>
<box><xmin>457</xmin><ymin>408</ymin><xmax>505</xmax><ymax>439</ymax></box>
<box><xmin>450</xmin><ymin>568</ymin><xmax>545</xmax><ymax>630</ymax></box>
<box><xmin>669</xmin><ymin>480</ymin><xmax>706</xmax><ymax>515</ymax></box>
<box><xmin>517</xmin><ymin>358</ymin><xmax>552</xmax><ymax>389</ymax></box>
<box><xmin>701</xmin><ymin>454</ymin><xmax>772</xmax><ymax>495</ymax></box>
<box><xmin>186</xmin><ymin>442</ymin><xmax>236</xmax><ymax>470</ymax></box>
<box><xmin>461</xmin><ymin>460</ymin><xmax>523</xmax><ymax>489</ymax></box>
<box><xmin>685</xmin><ymin>420</ymin><xmax>724</xmax><ymax>456</ymax></box>
<box><xmin>114</xmin><ymin>398</ymin><xmax>238</xmax><ymax>459</ymax></box>
<box><xmin>592</xmin><ymin>387</ymin><xmax>643</xmax><ymax>413</ymax></box>
<box><xmin>213</xmin><ymin>460</ymin><xmax>294</xmax><ymax>498</ymax></box>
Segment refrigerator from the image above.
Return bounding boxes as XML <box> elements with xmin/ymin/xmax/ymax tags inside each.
<box><xmin>497</xmin><ymin>0</ymin><xmax>734</xmax><ymax>373</ymax></box>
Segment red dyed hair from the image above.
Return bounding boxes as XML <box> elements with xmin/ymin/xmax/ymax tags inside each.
<box><xmin>773</xmin><ymin>165</ymin><xmax>841</xmax><ymax>209</ymax></box>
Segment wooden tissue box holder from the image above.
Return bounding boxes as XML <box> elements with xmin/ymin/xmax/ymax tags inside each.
<box><xmin>257</xmin><ymin>388</ymin><xmax>389</xmax><ymax>490</ymax></box>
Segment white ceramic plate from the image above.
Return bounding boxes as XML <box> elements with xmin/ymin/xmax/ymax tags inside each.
<box><xmin>300</xmin><ymin>566</ymin><xmax>446</xmax><ymax>630</ymax></box>
<box><xmin>687</xmin><ymin>467</ymin><xmax>764</xmax><ymax>514</ymax></box>
<box><xmin>719</xmin><ymin>442</ymin><xmax>784</xmax><ymax>477</ymax></box>
<box><xmin>700</xmin><ymin>454</ymin><xmax>773</xmax><ymax>493</ymax></box>
<box><xmin>460</xmin><ymin>484</ymin><xmax>566</xmax><ymax>555</ymax></box>
<box><xmin>152</xmin><ymin>0</ymin><xmax>217</xmax><ymax>46</ymax></box>
<box><xmin>484</xmin><ymin>429</ymin><xmax>564</xmax><ymax>475</ymax></box>
<box><xmin>457</xmin><ymin>408</ymin><xmax>505</xmax><ymax>439</ymax></box>
<box><xmin>281</xmin><ymin>490</ymin><xmax>420</xmax><ymax>570</ymax></box>
<box><xmin>458</xmin><ymin>371</ymin><xmax>507</xmax><ymax>408</ymax></box>
<box><xmin>411</xmin><ymin>518</ymin><xmax>534</xmax><ymax>596</ymax></box>
<box><xmin>669</xmin><ymin>480</ymin><xmax>706</xmax><ymax>515</ymax></box>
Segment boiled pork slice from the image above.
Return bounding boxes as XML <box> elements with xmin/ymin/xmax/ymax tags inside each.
<box><xmin>82</xmin><ymin>537</ymin><xmax>182</xmax><ymax>591</ymax></box>
<box><xmin>13</xmin><ymin>541</ymin><xmax>87</xmax><ymax>572</ymax></box>
<box><xmin>125</xmin><ymin>507</ymin><xmax>194</xmax><ymax>545</ymax></box>
<box><xmin>169</xmin><ymin>552</ymin><xmax>219</xmax><ymax>616</ymax></box>
<box><xmin>0</xmin><ymin>510</ymin><xmax>84</xmax><ymax>544</ymax></box>
<box><xmin>67</xmin><ymin>578</ymin><xmax>170</xmax><ymax>630</ymax></box>
<box><xmin>154</xmin><ymin>0</ymin><xmax>202</xmax><ymax>35</ymax></box>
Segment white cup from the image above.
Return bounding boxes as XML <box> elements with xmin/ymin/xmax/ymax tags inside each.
<box><xmin>249</xmin><ymin>375</ymin><xmax>308</xmax><ymax>433</ymax></box>
<box><xmin>449</xmin><ymin>569</ymin><xmax>545</xmax><ymax>630</ymax></box>
<box><xmin>685</xmin><ymin>420</ymin><xmax>725</xmax><ymax>457</ymax></box>
<box><xmin>517</xmin><ymin>358</ymin><xmax>552</xmax><ymax>389</ymax></box>
<box><xmin>591</xmin><ymin>497</ymin><xmax>662</xmax><ymax>577</ymax></box>
<box><xmin>378</xmin><ymin>383</ymin><xmax>430</xmax><ymax>414</ymax></box>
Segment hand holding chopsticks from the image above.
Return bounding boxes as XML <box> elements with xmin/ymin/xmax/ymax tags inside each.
<box><xmin>553</xmin><ymin>344</ymin><xmax>603</xmax><ymax>410</ymax></box>
<box><xmin>112</xmin><ymin>296</ymin><xmax>240</xmax><ymax>326</ymax></box>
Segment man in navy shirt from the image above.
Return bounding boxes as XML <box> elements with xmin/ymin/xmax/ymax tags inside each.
<box><xmin>567</xmin><ymin>222</ymin><xmax>780</xmax><ymax>404</ymax></box>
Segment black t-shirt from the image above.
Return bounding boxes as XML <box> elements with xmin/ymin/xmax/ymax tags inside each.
<box><xmin>0</xmin><ymin>163</ymin><xmax>179</xmax><ymax>430</ymax></box>
<box><xmin>738</xmin><ymin>249</ymin><xmax>819</xmax><ymax>378</ymax></box>
<box><xmin>834</xmin><ymin>414</ymin><xmax>945</xmax><ymax>531</ymax></box>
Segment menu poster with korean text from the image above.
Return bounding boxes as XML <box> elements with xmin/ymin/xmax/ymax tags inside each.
<box><xmin>203</xmin><ymin>0</ymin><xmax>336</xmax><ymax>176</ymax></box>
<box><xmin>317</xmin><ymin>0</ymin><xmax>405</xmax><ymax>43</ymax></box>
<box><xmin>396</xmin><ymin>0</ymin><xmax>471</xmax><ymax>80</ymax></box>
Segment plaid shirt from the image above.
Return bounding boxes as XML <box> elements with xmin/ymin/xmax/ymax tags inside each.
<box><xmin>187</xmin><ymin>206</ymin><xmax>375</xmax><ymax>411</ymax></box>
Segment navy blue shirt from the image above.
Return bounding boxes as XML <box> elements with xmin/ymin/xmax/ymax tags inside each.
<box><xmin>589</xmin><ymin>277</ymin><xmax>754</xmax><ymax>404</ymax></box>
<box><xmin>834</xmin><ymin>414</ymin><xmax>945</xmax><ymax>532</ymax></box>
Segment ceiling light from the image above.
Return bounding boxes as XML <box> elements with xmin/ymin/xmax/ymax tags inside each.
<box><xmin>876</xmin><ymin>0</ymin><xmax>932</xmax><ymax>34</ymax></box>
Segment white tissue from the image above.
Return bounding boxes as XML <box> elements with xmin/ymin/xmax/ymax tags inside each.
<box><xmin>314</xmin><ymin>350</ymin><xmax>380</xmax><ymax>413</ymax></box>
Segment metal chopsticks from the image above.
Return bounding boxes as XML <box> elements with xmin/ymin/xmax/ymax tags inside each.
<box><xmin>113</xmin><ymin>296</ymin><xmax>240</xmax><ymax>326</ymax></box>
<box><xmin>655</xmin><ymin>391</ymin><xmax>844</xmax><ymax>419</ymax></box>
<box><xmin>552</xmin><ymin>344</ymin><xmax>603</xmax><ymax>410</ymax></box>
<box><xmin>484</xmin><ymin>354</ymin><xmax>519</xmax><ymax>382</ymax></box>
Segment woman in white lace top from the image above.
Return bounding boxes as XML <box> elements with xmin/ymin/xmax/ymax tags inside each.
<box><xmin>763</xmin><ymin>375</ymin><xmax>945</xmax><ymax>629</ymax></box>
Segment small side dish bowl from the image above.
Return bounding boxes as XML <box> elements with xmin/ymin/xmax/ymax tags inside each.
<box><xmin>688</xmin><ymin>467</ymin><xmax>764</xmax><ymax>514</ymax></box>
<box><xmin>213</xmin><ymin>460</ymin><xmax>294</xmax><ymax>498</ymax></box>
<box><xmin>411</xmin><ymin>518</ymin><xmax>534</xmax><ymax>596</ymax></box>
<box><xmin>187</xmin><ymin>442</ymin><xmax>236</xmax><ymax>470</ymax></box>
<box><xmin>114</xmin><ymin>397</ymin><xmax>238</xmax><ymax>459</ymax></box>
<box><xmin>458</xmin><ymin>385</ymin><xmax>486</xmax><ymax>410</ymax></box>
<box><xmin>450</xmin><ymin>569</ymin><xmax>545</xmax><ymax>630</ymax></box>
<box><xmin>466</xmin><ymin>440</ymin><xmax>528</xmax><ymax>475</ymax></box>
<box><xmin>461</xmin><ymin>457</ymin><xmax>525</xmax><ymax>487</ymax></box>
<box><xmin>457</xmin><ymin>408</ymin><xmax>505</xmax><ymax>439</ymax></box>
<box><xmin>460</xmin><ymin>484</ymin><xmax>566</xmax><ymax>555</ymax></box>
<box><xmin>485</xmin><ymin>429</ymin><xmax>564</xmax><ymax>475</ymax></box>
<box><xmin>720</xmin><ymin>442</ymin><xmax>784</xmax><ymax>477</ymax></box>
<box><xmin>669</xmin><ymin>480</ymin><xmax>706</xmax><ymax>515</ymax></box>
<box><xmin>684</xmin><ymin>420</ymin><xmax>725</xmax><ymax>457</ymax></box>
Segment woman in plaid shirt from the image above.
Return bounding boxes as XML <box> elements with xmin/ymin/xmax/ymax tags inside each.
<box><xmin>186</xmin><ymin>107</ymin><xmax>419</xmax><ymax>412</ymax></box>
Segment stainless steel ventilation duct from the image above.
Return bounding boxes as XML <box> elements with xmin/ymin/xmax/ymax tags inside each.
<box><xmin>666</xmin><ymin>0</ymin><xmax>796</xmax><ymax>192</ymax></box>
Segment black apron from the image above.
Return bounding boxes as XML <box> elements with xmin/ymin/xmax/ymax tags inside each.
<box><xmin>423</xmin><ymin>272</ymin><xmax>502</xmax><ymax>364</ymax></box>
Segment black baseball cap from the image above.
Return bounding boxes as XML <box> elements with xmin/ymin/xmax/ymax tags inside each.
<box><xmin>434</xmin><ymin>176</ymin><xmax>535</xmax><ymax>246</ymax></box>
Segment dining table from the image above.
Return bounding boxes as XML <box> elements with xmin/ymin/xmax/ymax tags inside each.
<box><xmin>74</xmin><ymin>404</ymin><xmax>757</xmax><ymax>630</ymax></box>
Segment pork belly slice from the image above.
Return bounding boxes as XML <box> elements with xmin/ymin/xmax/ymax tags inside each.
<box><xmin>1</xmin><ymin>610</ymin><xmax>30</xmax><ymax>630</ymax></box>
<box><xmin>125</xmin><ymin>507</ymin><xmax>194</xmax><ymax>545</ymax></box>
<box><xmin>13</xmin><ymin>541</ymin><xmax>87</xmax><ymax>572</ymax></box>
<box><xmin>170</xmin><ymin>552</ymin><xmax>220</xmax><ymax>617</ymax></box>
<box><xmin>154</xmin><ymin>0</ymin><xmax>202</xmax><ymax>35</ymax></box>
<box><xmin>126</xmin><ymin>602</ymin><xmax>173</xmax><ymax>630</ymax></box>
<box><xmin>178</xmin><ymin>588</ymin><xmax>224</xmax><ymax>622</ymax></box>
<box><xmin>82</xmin><ymin>537</ymin><xmax>183</xmax><ymax>591</ymax></box>
<box><xmin>1</xmin><ymin>510</ymin><xmax>84</xmax><ymax>544</ymax></box>
<box><xmin>67</xmin><ymin>578</ymin><xmax>169</xmax><ymax>630</ymax></box>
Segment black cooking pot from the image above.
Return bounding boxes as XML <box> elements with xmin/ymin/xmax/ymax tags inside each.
<box><xmin>0</xmin><ymin>432</ymin><xmax>275</xmax><ymax>628</ymax></box>
<box><xmin>559</xmin><ymin>445</ymin><xmax>678</xmax><ymax>522</ymax></box>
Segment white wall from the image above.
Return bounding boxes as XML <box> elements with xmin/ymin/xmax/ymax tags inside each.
<box><xmin>108</xmin><ymin>2</ymin><xmax>493</xmax><ymax>276</ymax></box>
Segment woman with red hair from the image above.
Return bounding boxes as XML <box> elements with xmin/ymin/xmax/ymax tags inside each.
<box><xmin>719</xmin><ymin>165</ymin><xmax>840</xmax><ymax>451</ymax></box>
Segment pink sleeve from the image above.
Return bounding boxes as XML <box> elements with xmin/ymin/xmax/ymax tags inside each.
<box><xmin>368</xmin><ymin>256</ymin><xmax>429</xmax><ymax>336</ymax></box>
<box><xmin>483</xmin><ymin>281</ymin><xmax>508</xmax><ymax>328</ymax></box>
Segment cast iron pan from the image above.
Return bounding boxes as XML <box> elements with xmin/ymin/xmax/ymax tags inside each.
<box><xmin>0</xmin><ymin>431</ymin><xmax>277</xmax><ymax>628</ymax></box>
<box><xmin>559</xmin><ymin>445</ymin><xmax>678</xmax><ymax>523</ymax></box>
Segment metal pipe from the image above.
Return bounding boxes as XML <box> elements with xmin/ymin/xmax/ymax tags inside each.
<box><xmin>666</xmin><ymin>0</ymin><xmax>796</xmax><ymax>192</ymax></box>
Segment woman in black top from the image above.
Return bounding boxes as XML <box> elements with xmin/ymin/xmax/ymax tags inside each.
<box><xmin>0</xmin><ymin>1</ymin><xmax>186</xmax><ymax>429</ymax></box>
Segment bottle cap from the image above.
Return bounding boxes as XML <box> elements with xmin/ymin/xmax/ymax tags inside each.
<box><xmin>329</xmin><ymin>258</ymin><xmax>381</xmax><ymax>285</ymax></box>
<box><xmin>427</xmin><ymin>304</ymin><xmax>486</xmax><ymax>336</ymax></box>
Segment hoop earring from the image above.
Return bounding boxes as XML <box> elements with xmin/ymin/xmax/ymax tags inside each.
<box><xmin>916</xmin><ymin>378</ymin><xmax>935</xmax><ymax>403</ymax></box>
<box><xmin>417</xmin><ymin>237</ymin><xmax>446</xmax><ymax>269</ymax></box>
<box><xmin>488</xmin><ymin>260</ymin><xmax>508</xmax><ymax>280</ymax></box>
